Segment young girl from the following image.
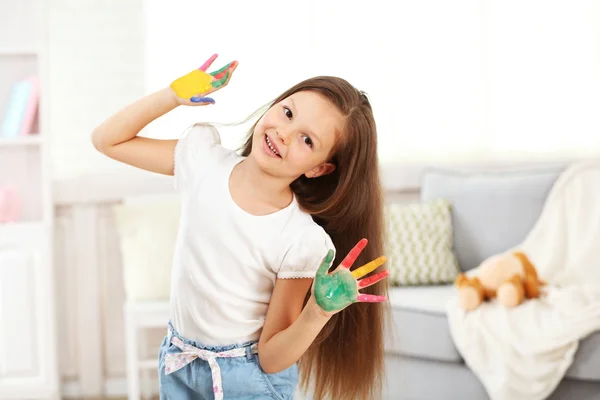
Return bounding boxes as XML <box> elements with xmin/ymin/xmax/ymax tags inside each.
<box><xmin>92</xmin><ymin>54</ymin><xmax>389</xmax><ymax>400</ymax></box>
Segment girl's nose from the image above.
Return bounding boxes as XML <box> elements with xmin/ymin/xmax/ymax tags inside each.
<box><xmin>277</xmin><ymin>130</ymin><xmax>292</xmax><ymax>146</ymax></box>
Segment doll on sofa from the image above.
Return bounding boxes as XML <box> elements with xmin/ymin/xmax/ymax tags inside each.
<box><xmin>455</xmin><ymin>251</ymin><xmax>545</xmax><ymax>311</ymax></box>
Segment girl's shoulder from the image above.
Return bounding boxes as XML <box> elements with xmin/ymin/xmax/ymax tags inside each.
<box><xmin>178</xmin><ymin>122</ymin><xmax>221</xmax><ymax>145</ymax></box>
<box><xmin>280</xmin><ymin>213</ymin><xmax>335</xmax><ymax>254</ymax></box>
<box><xmin>174</xmin><ymin>123</ymin><xmax>230</xmax><ymax>192</ymax></box>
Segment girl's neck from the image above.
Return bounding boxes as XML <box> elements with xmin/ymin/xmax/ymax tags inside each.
<box><xmin>230</xmin><ymin>156</ymin><xmax>294</xmax><ymax>211</ymax></box>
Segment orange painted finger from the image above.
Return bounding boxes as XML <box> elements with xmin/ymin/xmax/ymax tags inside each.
<box><xmin>351</xmin><ymin>256</ymin><xmax>387</xmax><ymax>279</ymax></box>
<box><xmin>341</xmin><ymin>239</ymin><xmax>368</xmax><ymax>269</ymax></box>
<box><xmin>357</xmin><ymin>270</ymin><xmax>389</xmax><ymax>289</ymax></box>
<box><xmin>357</xmin><ymin>294</ymin><xmax>387</xmax><ymax>303</ymax></box>
<box><xmin>212</xmin><ymin>61</ymin><xmax>237</xmax><ymax>80</ymax></box>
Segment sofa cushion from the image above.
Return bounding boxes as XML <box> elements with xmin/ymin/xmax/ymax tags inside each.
<box><xmin>420</xmin><ymin>166</ymin><xmax>564</xmax><ymax>271</ymax></box>
<box><xmin>565</xmin><ymin>331</ymin><xmax>600</xmax><ymax>381</ymax></box>
<box><xmin>386</xmin><ymin>285</ymin><xmax>462</xmax><ymax>362</ymax></box>
<box><xmin>385</xmin><ymin>198</ymin><xmax>461</xmax><ymax>285</ymax></box>
<box><xmin>386</xmin><ymin>286</ymin><xmax>600</xmax><ymax>381</ymax></box>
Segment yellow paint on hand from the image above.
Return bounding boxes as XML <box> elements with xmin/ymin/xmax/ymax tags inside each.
<box><xmin>170</xmin><ymin>69</ymin><xmax>213</xmax><ymax>99</ymax></box>
<box><xmin>351</xmin><ymin>256</ymin><xmax>387</xmax><ymax>279</ymax></box>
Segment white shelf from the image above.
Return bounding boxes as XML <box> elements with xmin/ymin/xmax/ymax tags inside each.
<box><xmin>0</xmin><ymin>48</ymin><xmax>38</xmax><ymax>56</ymax></box>
<box><xmin>0</xmin><ymin>135</ymin><xmax>42</xmax><ymax>147</ymax></box>
<box><xmin>0</xmin><ymin>1</ymin><xmax>57</xmax><ymax>398</ymax></box>
<box><xmin>0</xmin><ymin>221</ymin><xmax>46</xmax><ymax>247</ymax></box>
<box><xmin>0</xmin><ymin>220</ymin><xmax>45</xmax><ymax>232</ymax></box>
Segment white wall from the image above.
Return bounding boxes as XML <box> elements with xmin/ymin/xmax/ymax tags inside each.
<box><xmin>144</xmin><ymin>0</ymin><xmax>600</xmax><ymax>164</ymax></box>
<box><xmin>143</xmin><ymin>0</ymin><xmax>487</xmax><ymax>160</ymax></box>
<box><xmin>48</xmin><ymin>0</ymin><xmax>600</xmax><ymax>181</ymax></box>
<box><xmin>48</xmin><ymin>0</ymin><xmax>145</xmax><ymax>181</ymax></box>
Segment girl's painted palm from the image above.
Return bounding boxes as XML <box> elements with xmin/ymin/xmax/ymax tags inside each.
<box><xmin>314</xmin><ymin>239</ymin><xmax>389</xmax><ymax>313</ymax></box>
<box><xmin>170</xmin><ymin>53</ymin><xmax>238</xmax><ymax>104</ymax></box>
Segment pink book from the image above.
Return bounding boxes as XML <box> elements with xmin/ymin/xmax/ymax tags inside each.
<box><xmin>18</xmin><ymin>75</ymin><xmax>40</xmax><ymax>137</ymax></box>
<box><xmin>0</xmin><ymin>186</ymin><xmax>21</xmax><ymax>223</ymax></box>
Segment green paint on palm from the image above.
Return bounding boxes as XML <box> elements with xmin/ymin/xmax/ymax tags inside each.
<box><xmin>314</xmin><ymin>250</ymin><xmax>358</xmax><ymax>312</ymax></box>
<box><xmin>210</xmin><ymin>62</ymin><xmax>232</xmax><ymax>77</ymax></box>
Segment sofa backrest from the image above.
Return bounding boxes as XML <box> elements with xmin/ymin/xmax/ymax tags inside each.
<box><xmin>420</xmin><ymin>165</ymin><xmax>565</xmax><ymax>271</ymax></box>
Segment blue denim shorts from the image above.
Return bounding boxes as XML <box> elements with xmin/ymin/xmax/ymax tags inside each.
<box><xmin>158</xmin><ymin>323</ymin><xmax>299</xmax><ymax>399</ymax></box>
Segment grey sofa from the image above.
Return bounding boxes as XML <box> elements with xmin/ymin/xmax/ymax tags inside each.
<box><xmin>382</xmin><ymin>165</ymin><xmax>600</xmax><ymax>400</ymax></box>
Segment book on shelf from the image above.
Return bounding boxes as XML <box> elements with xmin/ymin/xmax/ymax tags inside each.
<box><xmin>0</xmin><ymin>185</ymin><xmax>21</xmax><ymax>223</ymax></box>
<box><xmin>0</xmin><ymin>75</ymin><xmax>40</xmax><ymax>139</ymax></box>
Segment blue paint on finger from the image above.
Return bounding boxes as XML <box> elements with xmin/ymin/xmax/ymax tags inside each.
<box><xmin>190</xmin><ymin>96</ymin><xmax>215</xmax><ymax>104</ymax></box>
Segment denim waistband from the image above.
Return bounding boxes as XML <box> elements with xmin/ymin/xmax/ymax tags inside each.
<box><xmin>167</xmin><ymin>321</ymin><xmax>258</xmax><ymax>352</ymax></box>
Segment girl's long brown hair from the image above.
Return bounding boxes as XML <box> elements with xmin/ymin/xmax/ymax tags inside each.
<box><xmin>239</xmin><ymin>76</ymin><xmax>388</xmax><ymax>400</ymax></box>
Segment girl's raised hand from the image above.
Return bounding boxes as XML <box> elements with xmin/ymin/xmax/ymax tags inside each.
<box><xmin>170</xmin><ymin>53</ymin><xmax>238</xmax><ymax>106</ymax></box>
<box><xmin>313</xmin><ymin>239</ymin><xmax>389</xmax><ymax>315</ymax></box>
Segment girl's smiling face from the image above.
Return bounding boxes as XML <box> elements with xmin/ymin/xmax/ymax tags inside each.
<box><xmin>251</xmin><ymin>91</ymin><xmax>344</xmax><ymax>180</ymax></box>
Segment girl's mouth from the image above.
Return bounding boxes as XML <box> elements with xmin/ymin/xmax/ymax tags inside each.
<box><xmin>264</xmin><ymin>134</ymin><xmax>281</xmax><ymax>157</ymax></box>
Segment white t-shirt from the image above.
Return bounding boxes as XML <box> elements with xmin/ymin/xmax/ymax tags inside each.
<box><xmin>170</xmin><ymin>123</ymin><xmax>335</xmax><ymax>346</ymax></box>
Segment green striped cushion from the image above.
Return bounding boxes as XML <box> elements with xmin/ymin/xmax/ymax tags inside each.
<box><xmin>385</xmin><ymin>198</ymin><xmax>460</xmax><ymax>285</ymax></box>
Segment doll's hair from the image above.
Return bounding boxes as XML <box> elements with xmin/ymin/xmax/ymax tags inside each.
<box><xmin>239</xmin><ymin>76</ymin><xmax>389</xmax><ymax>400</ymax></box>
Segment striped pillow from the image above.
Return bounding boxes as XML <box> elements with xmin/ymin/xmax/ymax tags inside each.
<box><xmin>385</xmin><ymin>198</ymin><xmax>460</xmax><ymax>285</ymax></box>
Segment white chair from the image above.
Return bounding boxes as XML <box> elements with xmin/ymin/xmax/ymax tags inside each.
<box><xmin>112</xmin><ymin>196</ymin><xmax>181</xmax><ymax>400</ymax></box>
<box><xmin>124</xmin><ymin>300</ymin><xmax>170</xmax><ymax>400</ymax></box>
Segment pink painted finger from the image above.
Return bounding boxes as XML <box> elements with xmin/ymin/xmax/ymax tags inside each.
<box><xmin>357</xmin><ymin>270</ymin><xmax>389</xmax><ymax>289</ymax></box>
<box><xmin>357</xmin><ymin>294</ymin><xmax>387</xmax><ymax>303</ymax></box>
<box><xmin>199</xmin><ymin>53</ymin><xmax>218</xmax><ymax>72</ymax></box>
<box><xmin>340</xmin><ymin>238</ymin><xmax>368</xmax><ymax>269</ymax></box>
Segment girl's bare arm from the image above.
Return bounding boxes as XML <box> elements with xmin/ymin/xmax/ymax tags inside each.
<box><xmin>91</xmin><ymin>88</ymin><xmax>179</xmax><ymax>175</ymax></box>
<box><xmin>257</xmin><ymin>278</ymin><xmax>330</xmax><ymax>374</ymax></box>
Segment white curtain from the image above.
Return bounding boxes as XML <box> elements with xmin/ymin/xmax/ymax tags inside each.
<box><xmin>144</xmin><ymin>0</ymin><xmax>600</xmax><ymax>163</ymax></box>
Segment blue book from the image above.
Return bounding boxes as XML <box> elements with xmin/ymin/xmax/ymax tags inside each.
<box><xmin>1</xmin><ymin>79</ymin><xmax>33</xmax><ymax>138</ymax></box>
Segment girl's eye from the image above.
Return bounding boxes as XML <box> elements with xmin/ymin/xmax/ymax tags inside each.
<box><xmin>302</xmin><ymin>135</ymin><xmax>313</xmax><ymax>148</ymax></box>
<box><xmin>283</xmin><ymin>106</ymin><xmax>293</xmax><ymax>120</ymax></box>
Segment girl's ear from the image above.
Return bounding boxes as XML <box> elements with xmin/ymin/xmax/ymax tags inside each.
<box><xmin>305</xmin><ymin>162</ymin><xmax>336</xmax><ymax>178</ymax></box>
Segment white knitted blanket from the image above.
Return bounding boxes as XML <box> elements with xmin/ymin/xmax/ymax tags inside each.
<box><xmin>447</xmin><ymin>160</ymin><xmax>600</xmax><ymax>400</ymax></box>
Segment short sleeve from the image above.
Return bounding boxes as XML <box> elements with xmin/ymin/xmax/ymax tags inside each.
<box><xmin>173</xmin><ymin>123</ymin><xmax>221</xmax><ymax>192</ymax></box>
<box><xmin>278</xmin><ymin>225</ymin><xmax>336</xmax><ymax>279</ymax></box>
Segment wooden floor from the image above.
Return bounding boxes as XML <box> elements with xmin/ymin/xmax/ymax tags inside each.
<box><xmin>70</xmin><ymin>398</ymin><xmax>159</xmax><ymax>400</ymax></box>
